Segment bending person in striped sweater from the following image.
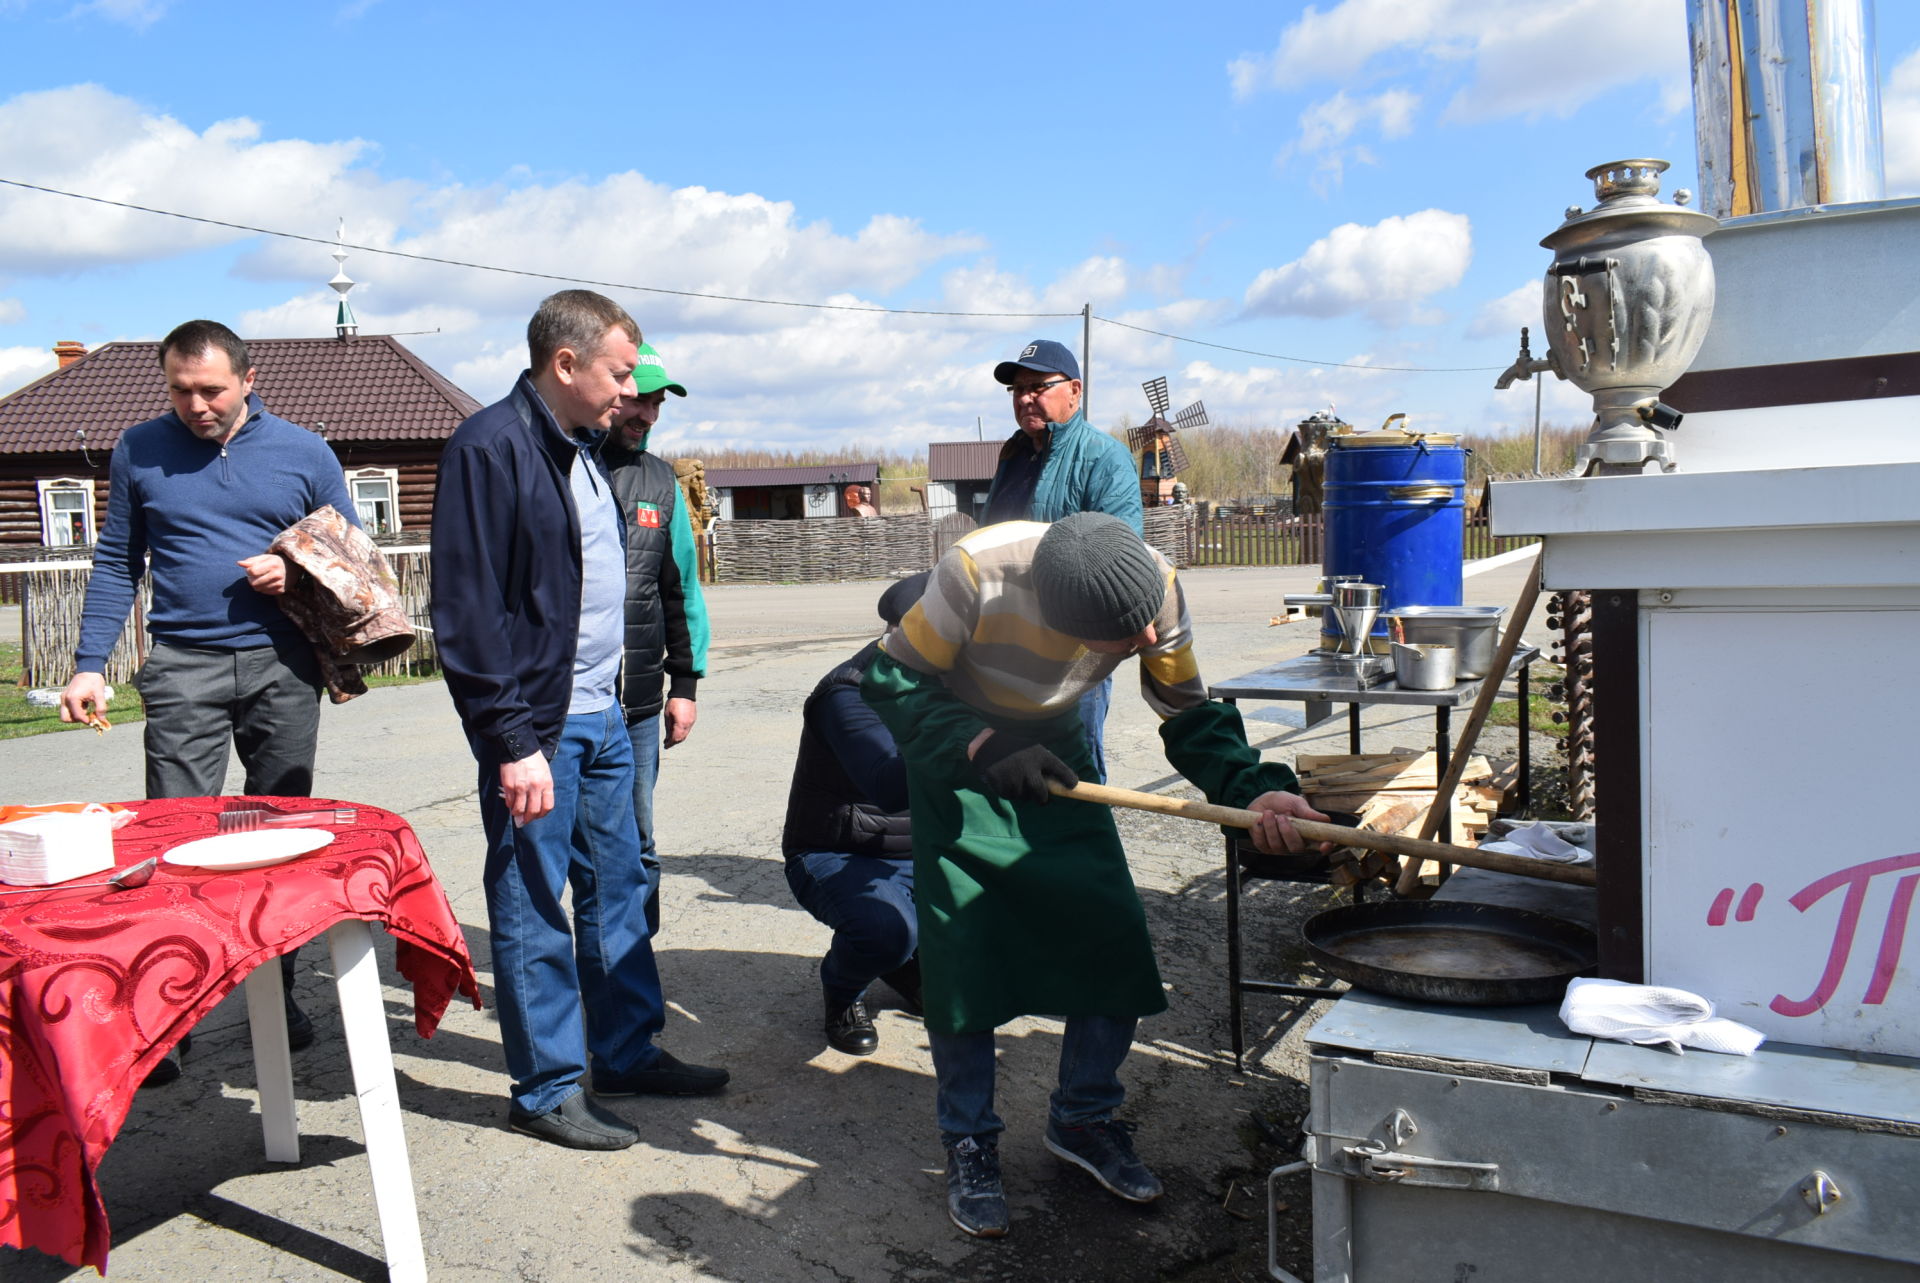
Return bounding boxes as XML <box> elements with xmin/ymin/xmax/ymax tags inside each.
<box><xmin>862</xmin><ymin>511</ymin><xmax>1328</xmax><ymax>1239</ymax></box>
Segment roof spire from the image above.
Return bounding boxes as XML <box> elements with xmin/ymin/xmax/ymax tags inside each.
<box><xmin>329</xmin><ymin>218</ymin><xmax>358</xmax><ymax>339</ymax></box>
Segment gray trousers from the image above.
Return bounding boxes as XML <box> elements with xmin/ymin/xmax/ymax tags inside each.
<box><xmin>134</xmin><ymin>639</ymin><xmax>324</xmax><ymax>800</ymax></box>
<box><xmin>134</xmin><ymin>638</ymin><xmax>325</xmax><ymax>998</ymax></box>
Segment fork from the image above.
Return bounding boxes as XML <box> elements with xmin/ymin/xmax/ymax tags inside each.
<box><xmin>216</xmin><ymin>807</ymin><xmax>357</xmax><ymax>834</ymax></box>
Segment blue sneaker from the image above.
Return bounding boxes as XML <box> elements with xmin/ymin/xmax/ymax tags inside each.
<box><xmin>1044</xmin><ymin>1119</ymin><xmax>1163</xmax><ymax>1203</ymax></box>
<box><xmin>945</xmin><ymin>1136</ymin><xmax>1009</xmax><ymax>1238</ymax></box>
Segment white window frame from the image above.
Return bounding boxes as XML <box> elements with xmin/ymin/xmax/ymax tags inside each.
<box><xmin>346</xmin><ymin>466</ymin><xmax>402</xmax><ymax>535</ymax></box>
<box><xmin>37</xmin><ymin>477</ymin><xmax>96</xmax><ymax>546</ymax></box>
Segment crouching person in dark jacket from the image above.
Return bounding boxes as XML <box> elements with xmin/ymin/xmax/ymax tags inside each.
<box><xmin>781</xmin><ymin>574</ymin><xmax>928</xmax><ymax>1055</ymax></box>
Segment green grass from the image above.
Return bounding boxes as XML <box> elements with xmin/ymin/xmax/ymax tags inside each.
<box><xmin>1</xmin><ymin>641</ymin><xmax>438</xmax><ymax>741</ymax></box>
<box><xmin>1487</xmin><ymin>662</ymin><xmax>1567</xmax><ymax>739</ymax></box>
<box><xmin>0</xmin><ymin>641</ymin><xmax>146</xmax><ymax>740</ymax></box>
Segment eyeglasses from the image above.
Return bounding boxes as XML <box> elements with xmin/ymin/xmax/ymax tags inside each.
<box><xmin>1008</xmin><ymin>378</ymin><xmax>1072</xmax><ymax>399</ymax></box>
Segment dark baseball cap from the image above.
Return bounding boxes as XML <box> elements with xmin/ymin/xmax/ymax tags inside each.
<box><xmin>993</xmin><ymin>338</ymin><xmax>1081</xmax><ymax>385</ymax></box>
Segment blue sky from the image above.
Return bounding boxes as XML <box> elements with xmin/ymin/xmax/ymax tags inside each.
<box><xmin>2</xmin><ymin>0</ymin><xmax>1916</xmax><ymax>455</ymax></box>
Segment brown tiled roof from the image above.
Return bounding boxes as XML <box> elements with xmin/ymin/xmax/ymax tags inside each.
<box><xmin>704</xmin><ymin>462</ymin><xmax>879</xmax><ymax>487</ymax></box>
<box><xmin>0</xmin><ymin>336</ymin><xmax>482</xmax><ymax>454</ymax></box>
<box><xmin>928</xmin><ymin>440</ymin><xmax>1003</xmax><ymax>481</ymax></box>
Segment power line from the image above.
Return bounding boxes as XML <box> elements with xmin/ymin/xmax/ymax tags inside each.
<box><xmin>3</xmin><ymin>175</ymin><xmax>1504</xmax><ymax>373</ymax></box>
<box><xmin>1091</xmin><ymin>314</ymin><xmax>1503</xmax><ymax>374</ymax></box>
<box><xmin>0</xmin><ymin>176</ymin><xmax>1076</xmax><ymax>320</ymax></box>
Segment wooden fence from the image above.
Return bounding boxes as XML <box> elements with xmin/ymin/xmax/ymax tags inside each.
<box><xmin>5</xmin><ymin>549</ymin><xmax>438</xmax><ymax>689</ymax></box>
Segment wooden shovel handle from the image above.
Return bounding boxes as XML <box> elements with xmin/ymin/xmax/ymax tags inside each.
<box><xmin>1052</xmin><ymin>779</ymin><xmax>1595</xmax><ymax>888</ymax></box>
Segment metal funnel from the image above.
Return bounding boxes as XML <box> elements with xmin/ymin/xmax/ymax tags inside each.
<box><xmin>1329</xmin><ymin>582</ymin><xmax>1383</xmax><ymax>656</ymax></box>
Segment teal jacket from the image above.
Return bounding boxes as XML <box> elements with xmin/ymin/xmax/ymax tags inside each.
<box><xmin>983</xmin><ymin>409</ymin><xmax>1142</xmax><ymax>534</ymax></box>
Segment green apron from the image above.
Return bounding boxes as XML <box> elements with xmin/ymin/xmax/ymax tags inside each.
<box><xmin>863</xmin><ymin>654</ymin><xmax>1297</xmax><ymax>1036</ymax></box>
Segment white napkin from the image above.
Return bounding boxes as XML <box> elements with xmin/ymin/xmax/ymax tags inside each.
<box><xmin>1479</xmin><ymin>820</ymin><xmax>1593</xmax><ymax>865</ymax></box>
<box><xmin>0</xmin><ymin>806</ymin><xmax>116</xmax><ymax>886</ymax></box>
<box><xmin>1560</xmin><ymin>977</ymin><xmax>1765</xmax><ymax>1055</ymax></box>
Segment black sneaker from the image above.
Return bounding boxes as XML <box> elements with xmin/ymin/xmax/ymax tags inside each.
<box><xmin>880</xmin><ymin>956</ymin><xmax>923</xmax><ymax>1016</ymax></box>
<box><xmin>825</xmin><ymin>997</ymin><xmax>878</xmax><ymax>1056</ymax></box>
<box><xmin>592</xmin><ymin>1049</ymin><xmax>729</xmax><ymax>1096</ymax></box>
<box><xmin>284</xmin><ymin>993</ymin><xmax>315</xmax><ymax>1052</ymax></box>
<box><xmin>279</xmin><ymin>950</ymin><xmax>315</xmax><ymax>1051</ymax></box>
<box><xmin>1044</xmin><ymin>1119</ymin><xmax>1163</xmax><ymax>1203</ymax></box>
<box><xmin>140</xmin><ymin>1032</ymin><xmax>191</xmax><ymax>1089</ymax></box>
<box><xmin>945</xmin><ymin>1136</ymin><xmax>1009</xmax><ymax>1238</ymax></box>
<box><xmin>508</xmin><ymin>1090</ymin><xmax>639</xmax><ymax>1150</ymax></box>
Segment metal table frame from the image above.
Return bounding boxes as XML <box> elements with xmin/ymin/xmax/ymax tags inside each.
<box><xmin>1209</xmin><ymin>647</ymin><xmax>1539</xmax><ymax>1068</ymax></box>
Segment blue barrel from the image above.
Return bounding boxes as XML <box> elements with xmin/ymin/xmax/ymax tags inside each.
<box><xmin>1321</xmin><ymin>436</ymin><xmax>1466</xmax><ymax>649</ymax></box>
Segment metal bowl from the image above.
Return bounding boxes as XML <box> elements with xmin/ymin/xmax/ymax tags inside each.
<box><xmin>1384</xmin><ymin>605</ymin><xmax>1503</xmax><ymax>678</ymax></box>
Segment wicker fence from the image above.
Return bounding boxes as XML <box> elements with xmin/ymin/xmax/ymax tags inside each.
<box><xmin>706</xmin><ymin>506</ymin><xmax>1196</xmax><ymax>584</ymax></box>
<box><xmin>1181</xmin><ymin>511</ymin><xmax>1534</xmax><ymax>569</ymax></box>
<box><xmin>4</xmin><ymin>510</ymin><xmax>1526</xmax><ymax>686</ymax></box>
<box><xmin>6</xmin><ymin>550</ymin><xmax>438</xmax><ymax>690</ymax></box>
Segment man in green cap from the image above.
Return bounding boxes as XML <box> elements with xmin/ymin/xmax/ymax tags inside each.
<box><xmin>863</xmin><ymin>511</ymin><xmax>1327</xmax><ymax>1238</ymax></box>
<box><xmin>596</xmin><ymin>340</ymin><xmax>726</xmax><ymax>1096</ymax></box>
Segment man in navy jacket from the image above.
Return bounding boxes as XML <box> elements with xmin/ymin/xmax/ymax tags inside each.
<box><xmin>431</xmin><ymin>290</ymin><xmax>723</xmax><ymax>1152</ymax></box>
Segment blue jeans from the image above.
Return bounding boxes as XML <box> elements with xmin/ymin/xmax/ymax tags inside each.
<box><xmin>627</xmin><ymin>712</ymin><xmax>664</xmax><ymax>938</ymax></box>
<box><xmin>480</xmin><ymin>707</ymin><xmax>665</xmax><ymax>1114</ymax></box>
<box><xmin>930</xmin><ymin>1014</ymin><xmax>1138</xmax><ymax>1146</ymax></box>
<box><xmin>784</xmin><ymin>851</ymin><xmax>916</xmax><ymax>1008</ymax></box>
<box><xmin>1079</xmin><ymin>676</ymin><xmax>1112</xmax><ymax>785</ymax></box>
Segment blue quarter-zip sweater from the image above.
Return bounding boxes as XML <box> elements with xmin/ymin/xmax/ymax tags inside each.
<box><xmin>75</xmin><ymin>394</ymin><xmax>356</xmax><ymax>671</ymax></box>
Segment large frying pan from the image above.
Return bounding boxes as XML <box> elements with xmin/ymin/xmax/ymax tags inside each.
<box><xmin>1301</xmin><ymin>900</ymin><xmax>1597</xmax><ymax>1005</ymax></box>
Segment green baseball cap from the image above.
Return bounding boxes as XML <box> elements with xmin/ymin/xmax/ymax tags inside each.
<box><xmin>632</xmin><ymin>342</ymin><xmax>687</xmax><ymax>397</ymax></box>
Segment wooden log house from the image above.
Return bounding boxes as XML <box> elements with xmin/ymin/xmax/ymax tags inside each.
<box><xmin>0</xmin><ymin>335</ymin><xmax>480</xmax><ymax>549</ymax></box>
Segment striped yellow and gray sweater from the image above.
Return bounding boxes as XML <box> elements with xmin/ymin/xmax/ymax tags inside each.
<box><xmin>877</xmin><ymin>521</ymin><xmax>1208</xmax><ymax>721</ymax></box>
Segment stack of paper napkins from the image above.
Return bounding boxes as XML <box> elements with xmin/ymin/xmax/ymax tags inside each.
<box><xmin>0</xmin><ymin>806</ymin><xmax>116</xmax><ymax>886</ymax></box>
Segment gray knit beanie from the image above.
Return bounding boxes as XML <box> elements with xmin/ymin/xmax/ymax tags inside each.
<box><xmin>1031</xmin><ymin>512</ymin><xmax>1165</xmax><ymax>641</ymax></box>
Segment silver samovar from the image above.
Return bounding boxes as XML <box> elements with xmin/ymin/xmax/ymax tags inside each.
<box><xmin>1540</xmin><ymin>159</ymin><xmax>1718</xmax><ymax>475</ymax></box>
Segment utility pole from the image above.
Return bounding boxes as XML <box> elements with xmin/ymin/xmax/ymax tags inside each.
<box><xmin>1081</xmin><ymin>303</ymin><xmax>1092</xmax><ymax>421</ymax></box>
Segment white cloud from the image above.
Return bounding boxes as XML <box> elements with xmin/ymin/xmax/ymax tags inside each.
<box><xmin>1444</xmin><ymin>0</ymin><xmax>1688</xmax><ymax>123</ymax></box>
<box><xmin>1465</xmin><ymin>279</ymin><xmax>1541</xmax><ymax>341</ymax></box>
<box><xmin>0</xmin><ymin>297</ymin><xmax>25</xmax><ymax>325</ymax></box>
<box><xmin>1231</xmin><ymin>0</ymin><xmax>1686</xmax><ymax>124</ymax></box>
<box><xmin>0</xmin><ymin>344</ymin><xmax>56</xmax><ymax>398</ymax></box>
<box><xmin>72</xmin><ymin>0</ymin><xmax>166</xmax><ymax>29</ymax></box>
<box><xmin>237</xmin><ymin>289</ymin><xmax>480</xmax><ymax>341</ymax></box>
<box><xmin>1885</xmin><ymin>48</ymin><xmax>1920</xmax><ymax>198</ymax></box>
<box><xmin>0</xmin><ymin>86</ymin><xmax>391</xmax><ymax>273</ymax></box>
<box><xmin>1296</xmin><ymin>89</ymin><xmax>1420</xmax><ymax>154</ymax></box>
<box><xmin>1230</xmin><ymin>0</ymin><xmax>1447</xmax><ymax>98</ymax></box>
<box><xmin>1244</xmin><ymin>209</ymin><xmax>1472</xmax><ymax>322</ymax></box>
<box><xmin>1285</xmin><ymin>88</ymin><xmax>1421</xmax><ymax>191</ymax></box>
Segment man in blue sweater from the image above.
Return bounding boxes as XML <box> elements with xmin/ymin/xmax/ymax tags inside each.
<box><xmin>59</xmin><ymin>319</ymin><xmax>358</xmax><ymax>1072</ymax></box>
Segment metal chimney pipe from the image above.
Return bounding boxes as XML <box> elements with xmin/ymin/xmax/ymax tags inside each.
<box><xmin>1687</xmin><ymin>0</ymin><xmax>1885</xmax><ymax>218</ymax></box>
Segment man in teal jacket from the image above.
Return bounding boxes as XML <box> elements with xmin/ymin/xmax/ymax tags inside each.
<box><xmin>979</xmin><ymin>338</ymin><xmax>1142</xmax><ymax>778</ymax></box>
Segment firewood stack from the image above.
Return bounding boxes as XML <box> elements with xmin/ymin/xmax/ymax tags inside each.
<box><xmin>1296</xmin><ymin>748</ymin><xmax>1521</xmax><ymax>892</ymax></box>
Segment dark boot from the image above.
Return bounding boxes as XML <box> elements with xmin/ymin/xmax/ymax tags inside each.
<box><xmin>824</xmin><ymin>995</ymin><xmax>878</xmax><ymax>1056</ymax></box>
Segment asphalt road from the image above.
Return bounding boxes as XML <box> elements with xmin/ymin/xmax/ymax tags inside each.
<box><xmin>1</xmin><ymin>561</ymin><xmax>1552</xmax><ymax>1282</ymax></box>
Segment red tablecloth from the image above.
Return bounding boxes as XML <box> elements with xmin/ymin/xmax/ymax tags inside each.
<box><xmin>0</xmin><ymin>797</ymin><xmax>481</xmax><ymax>1273</ymax></box>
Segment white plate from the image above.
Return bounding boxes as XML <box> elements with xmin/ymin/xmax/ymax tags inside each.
<box><xmin>163</xmin><ymin>828</ymin><xmax>336</xmax><ymax>871</ymax></box>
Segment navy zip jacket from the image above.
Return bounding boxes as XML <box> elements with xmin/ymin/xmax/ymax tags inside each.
<box><xmin>430</xmin><ymin>374</ymin><xmax>626</xmax><ymax>765</ymax></box>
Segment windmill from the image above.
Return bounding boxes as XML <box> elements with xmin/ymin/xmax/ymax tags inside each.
<box><xmin>1126</xmin><ymin>376</ymin><xmax>1205</xmax><ymax>506</ymax></box>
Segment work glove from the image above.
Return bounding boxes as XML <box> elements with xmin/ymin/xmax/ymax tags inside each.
<box><xmin>972</xmin><ymin>732</ymin><xmax>1079</xmax><ymax>805</ymax></box>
